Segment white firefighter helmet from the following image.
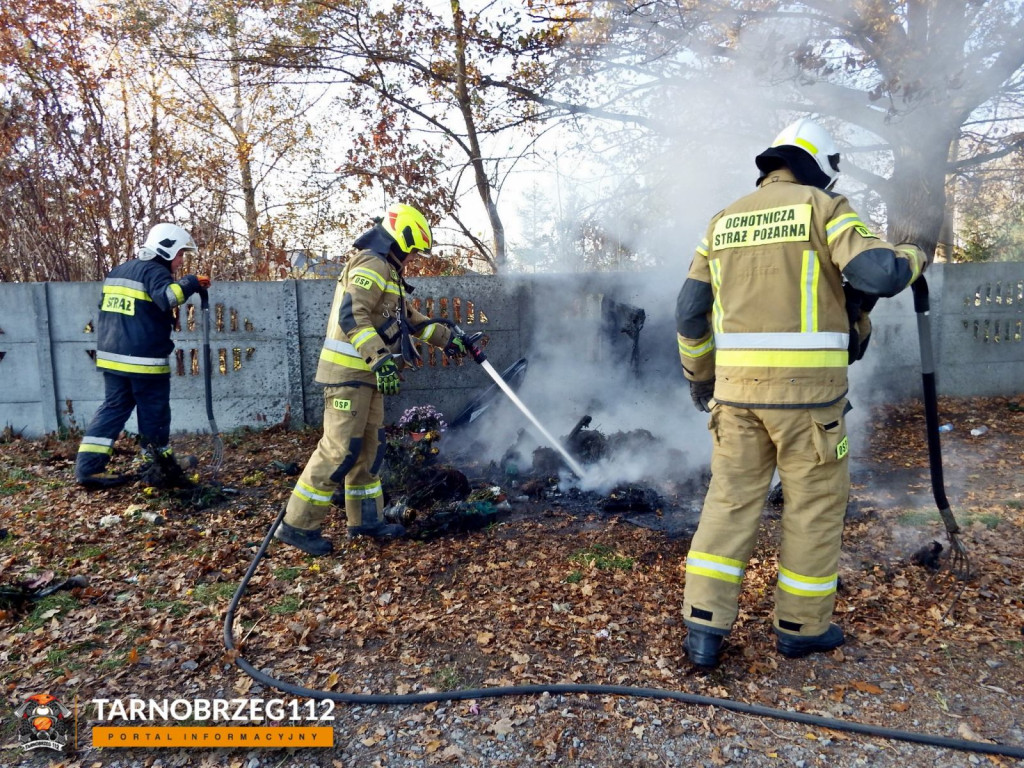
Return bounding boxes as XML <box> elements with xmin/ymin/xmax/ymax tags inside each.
<box><xmin>138</xmin><ymin>223</ymin><xmax>198</xmax><ymax>261</ymax></box>
<box><xmin>771</xmin><ymin>118</ymin><xmax>841</xmax><ymax>187</ymax></box>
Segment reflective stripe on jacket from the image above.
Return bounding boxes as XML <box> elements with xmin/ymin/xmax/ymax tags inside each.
<box><xmin>314</xmin><ymin>248</ymin><xmax>453</xmax><ymax>385</ymax></box>
<box><xmin>95</xmin><ymin>259</ymin><xmax>197</xmax><ymax>377</ymax></box>
<box><xmin>676</xmin><ymin>168</ymin><xmax>920</xmax><ymax>408</ymax></box>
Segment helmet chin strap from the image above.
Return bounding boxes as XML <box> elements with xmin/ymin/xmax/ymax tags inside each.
<box><xmin>387</xmin><ymin>246</ymin><xmax>407</xmax><ymax>269</ymax></box>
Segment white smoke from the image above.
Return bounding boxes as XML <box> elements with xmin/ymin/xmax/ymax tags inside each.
<box><xmin>448</xmin><ymin>268</ymin><xmax>713</xmax><ymax>494</ymax></box>
<box><xmin>465</xmin><ymin>8</ymin><xmax>950</xmax><ymax>497</ymax></box>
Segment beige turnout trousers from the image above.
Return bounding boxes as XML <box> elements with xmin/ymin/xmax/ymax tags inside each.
<box><xmin>682</xmin><ymin>399</ymin><xmax>850</xmax><ymax>637</ymax></box>
<box><xmin>283</xmin><ymin>384</ymin><xmax>386</xmax><ymax>531</ymax></box>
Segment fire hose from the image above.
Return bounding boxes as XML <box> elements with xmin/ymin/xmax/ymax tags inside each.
<box><xmin>219</xmin><ymin>326</ymin><xmax>1022</xmax><ymax>759</ymax></box>
<box><xmin>199</xmin><ymin>289</ymin><xmax>224</xmax><ymax>478</ymax></box>
<box><xmin>224</xmin><ymin>508</ymin><xmax>1024</xmax><ymax>759</ymax></box>
<box><xmin>912</xmin><ymin>276</ymin><xmax>971</xmax><ymax>600</ymax></box>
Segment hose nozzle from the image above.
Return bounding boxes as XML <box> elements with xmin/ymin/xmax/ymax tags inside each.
<box><xmin>449</xmin><ymin>324</ymin><xmax>488</xmax><ymax>364</ymax></box>
<box><xmin>462</xmin><ymin>331</ymin><xmax>488</xmax><ymax>363</ymax></box>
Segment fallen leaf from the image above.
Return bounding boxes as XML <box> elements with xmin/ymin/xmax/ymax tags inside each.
<box><xmin>489</xmin><ymin>717</ymin><xmax>514</xmax><ymax>736</ymax></box>
<box><xmin>957</xmin><ymin>721</ymin><xmax>994</xmax><ymax>744</ymax></box>
<box><xmin>439</xmin><ymin>744</ymin><xmax>464</xmax><ymax>762</ymax></box>
<box><xmin>851</xmin><ymin>681</ymin><xmax>884</xmax><ymax>695</ymax></box>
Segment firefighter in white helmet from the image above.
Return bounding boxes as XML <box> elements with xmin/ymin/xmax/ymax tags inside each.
<box><xmin>675</xmin><ymin>118</ymin><xmax>927</xmax><ymax>668</ymax></box>
<box><xmin>274</xmin><ymin>203</ymin><xmax>468</xmax><ymax>556</ymax></box>
<box><xmin>75</xmin><ymin>223</ymin><xmax>210</xmax><ymax>488</ymax></box>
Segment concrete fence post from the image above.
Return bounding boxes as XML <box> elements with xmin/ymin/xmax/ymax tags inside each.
<box><xmin>280</xmin><ymin>279</ymin><xmax>307</xmax><ymax>429</ymax></box>
<box><xmin>34</xmin><ymin>283</ymin><xmax>60</xmax><ymax>434</ymax></box>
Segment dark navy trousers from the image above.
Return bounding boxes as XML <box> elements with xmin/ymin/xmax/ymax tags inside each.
<box><xmin>75</xmin><ymin>373</ymin><xmax>171</xmax><ymax>479</ymax></box>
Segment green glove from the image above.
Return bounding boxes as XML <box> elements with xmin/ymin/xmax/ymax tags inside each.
<box><xmin>373</xmin><ymin>357</ymin><xmax>401</xmax><ymax>395</ymax></box>
<box><xmin>444</xmin><ymin>335</ymin><xmax>468</xmax><ymax>358</ymax></box>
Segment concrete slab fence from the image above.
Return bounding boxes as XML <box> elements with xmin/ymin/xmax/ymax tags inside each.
<box><xmin>1</xmin><ymin>263</ymin><xmax>1021</xmax><ymax>439</ymax></box>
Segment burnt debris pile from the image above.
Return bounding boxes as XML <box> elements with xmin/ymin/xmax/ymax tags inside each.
<box><xmin>380</xmin><ymin>430</ymin><xmax>505</xmax><ymax>540</ymax></box>
<box><xmin>382</xmin><ymin>414</ymin><xmax>708</xmax><ymax>540</ymax></box>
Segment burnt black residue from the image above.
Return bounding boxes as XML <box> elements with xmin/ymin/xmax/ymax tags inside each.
<box><xmin>393</xmin><ymin>418</ymin><xmax>711</xmax><ymax>540</ymax></box>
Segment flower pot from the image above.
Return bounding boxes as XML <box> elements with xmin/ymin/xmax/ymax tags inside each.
<box><xmin>410</xmin><ymin>431</ymin><xmax>428</xmax><ymax>442</ymax></box>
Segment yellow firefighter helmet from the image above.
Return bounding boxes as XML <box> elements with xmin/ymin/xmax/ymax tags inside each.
<box><xmin>381</xmin><ymin>203</ymin><xmax>432</xmax><ymax>255</ymax></box>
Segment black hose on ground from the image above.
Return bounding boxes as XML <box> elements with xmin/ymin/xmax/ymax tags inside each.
<box><xmin>224</xmin><ymin>508</ymin><xmax>1024</xmax><ymax>760</ymax></box>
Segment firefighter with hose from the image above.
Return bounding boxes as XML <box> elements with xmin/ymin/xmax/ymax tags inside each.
<box><xmin>274</xmin><ymin>203</ymin><xmax>469</xmax><ymax>556</ymax></box>
<box><xmin>75</xmin><ymin>223</ymin><xmax>210</xmax><ymax>489</ymax></box>
<box><xmin>675</xmin><ymin>119</ymin><xmax>928</xmax><ymax>668</ymax></box>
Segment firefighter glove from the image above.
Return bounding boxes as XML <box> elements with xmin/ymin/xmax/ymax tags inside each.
<box><xmin>197</xmin><ymin>275</ymin><xmax>211</xmax><ymax>289</ymax></box>
<box><xmin>690</xmin><ymin>378</ymin><xmax>715</xmax><ymax>413</ymax></box>
<box><xmin>444</xmin><ymin>335</ymin><xmax>468</xmax><ymax>359</ymax></box>
<box><xmin>373</xmin><ymin>357</ymin><xmax>401</xmax><ymax>396</ymax></box>
<box><xmin>849</xmin><ymin>311</ymin><xmax>872</xmax><ymax>363</ymax></box>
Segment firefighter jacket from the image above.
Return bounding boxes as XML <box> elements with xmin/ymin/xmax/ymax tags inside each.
<box><xmin>95</xmin><ymin>258</ymin><xmax>202</xmax><ymax>377</ymax></box>
<box><xmin>315</xmin><ymin>242</ymin><xmax>454</xmax><ymax>386</ymax></box>
<box><xmin>676</xmin><ymin>167</ymin><xmax>925</xmax><ymax>408</ymax></box>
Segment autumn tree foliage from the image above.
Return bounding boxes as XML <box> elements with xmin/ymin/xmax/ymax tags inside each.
<box><xmin>117</xmin><ymin>0</ymin><xmax>353</xmax><ymax>280</ymax></box>
<box><xmin>3</xmin><ymin>0</ymin><xmax>1024</xmax><ymax>282</ymax></box>
<box><xmin>0</xmin><ymin>0</ymin><xmax>126</xmax><ymax>281</ymax></box>
<box><xmin>252</xmin><ymin>0</ymin><xmax>578</xmax><ymax>272</ymax></box>
<box><xmin>266</xmin><ymin>0</ymin><xmax>1024</xmax><ymax>269</ymax></box>
<box><xmin>509</xmin><ymin>0</ymin><xmax>1024</xmax><ymax>260</ymax></box>
<box><xmin>1</xmin><ymin>0</ymin><xmax>361</xmax><ymax>282</ymax></box>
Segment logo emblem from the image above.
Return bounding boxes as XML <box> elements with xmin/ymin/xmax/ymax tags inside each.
<box><xmin>15</xmin><ymin>693</ymin><xmax>73</xmax><ymax>753</ymax></box>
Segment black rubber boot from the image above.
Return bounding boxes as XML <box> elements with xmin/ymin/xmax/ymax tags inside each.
<box><xmin>274</xmin><ymin>521</ymin><xmax>334</xmax><ymax>556</ymax></box>
<box><xmin>776</xmin><ymin>623</ymin><xmax>845</xmax><ymax>659</ymax></box>
<box><xmin>348</xmin><ymin>499</ymin><xmax>405</xmax><ymax>540</ymax></box>
<box><xmin>684</xmin><ymin>625</ymin><xmax>727</xmax><ymax>669</ymax></box>
<box><xmin>77</xmin><ymin>472</ymin><xmax>130</xmax><ymax>490</ymax></box>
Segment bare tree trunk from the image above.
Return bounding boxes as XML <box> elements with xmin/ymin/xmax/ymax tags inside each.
<box><xmin>228</xmin><ymin>11</ymin><xmax>262</xmax><ymax>277</ymax></box>
<box><xmin>885</xmin><ymin>121</ymin><xmax>953</xmax><ymax>259</ymax></box>
<box><xmin>148</xmin><ymin>85</ymin><xmax>159</xmax><ymax>225</ymax></box>
<box><xmin>451</xmin><ymin>0</ymin><xmax>505</xmax><ymax>270</ymax></box>
<box><xmin>935</xmin><ymin>137</ymin><xmax>959</xmax><ymax>264</ymax></box>
<box><xmin>117</xmin><ymin>74</ymin><xmax>134</xmax><ymax>263</ymax></box>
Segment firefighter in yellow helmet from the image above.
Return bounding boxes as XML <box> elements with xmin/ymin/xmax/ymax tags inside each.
<box><xmin>275</xmin><ymin>203</ymin><xmax>468</xmax><ymax>555</ymax></box>
<box><xmin>675</xmin><ymin>118</ymin><xmax>928</xmax><ymax>668</ymax></box>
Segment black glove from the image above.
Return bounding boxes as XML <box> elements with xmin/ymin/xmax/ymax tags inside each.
<box><xmin>848</xmin><ymin>311</ymin><xmax>872</xmax><ymax>363</ymax></box>
<box><xmin>690</xmin><ymin>379</ymin><xmax>715</xmax><ymax>413</ymax></box>
<box><xmin>444</xmin><ymin>335</ymin><xmax>468</xmax><ymax>358</ymax></box>
<box><xmin>373</xmin><ymin>357</ymin><xmax>401</xmax><ymax>395</ymax></box>
<box><xmin>844</xmin><ymin>284</ymin><xmax>873</xmax><ymax>364</ymax></box>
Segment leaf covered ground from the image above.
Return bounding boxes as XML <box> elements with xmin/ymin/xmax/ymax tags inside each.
<box><xmin>1</xmin><ymin>396</ymin><xmax>1023</xmax><ymax>767</ymax></box>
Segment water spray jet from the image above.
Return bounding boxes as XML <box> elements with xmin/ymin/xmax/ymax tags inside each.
<box><xmin>454</xmin><ymin>328</ymin><xmax>588</xmax><ymax>480</ymax></box>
